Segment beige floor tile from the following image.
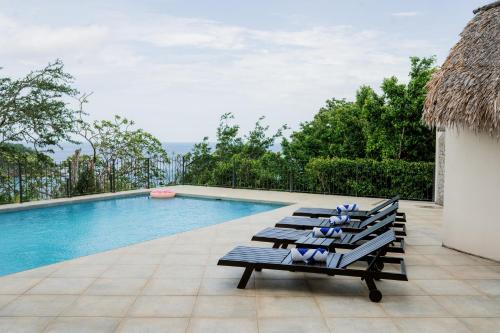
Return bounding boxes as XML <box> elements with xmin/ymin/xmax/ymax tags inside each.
<box><xmin>142</xmin><ymin>278</ymin><xmax>201</xmax><ymax>295</ymax></box>
<box><xmin>27</xmin><ymin>277</ymin><xmax>94</xmax><ymax>295</ymax></box>
<box><xmin>169</xmin><ymin>245</ymin><xmax>211</xmax><ymax>255</ymax></box>
<box><xmin>260</xmin><ymin>317</ymin><xmax>330</xmax><ymax>333</ymax></box>
<box><xmin>256</xmin><ymin>269</ymin><xmax>306</xmax><ymax>280</ymax></box>
<box><xmin>72</xmin><ymin>252</ymin><xmax>122</xmax><ymax>265</ymax></box>
<box><xmin>460</xmin><ymin>317</ymin><xmax>500</xmax><ymax>333</ymax></box>
<box><xmin>414</xmin><ymin>279</ymin><xmax>481</xmax><ymax>295</ymax></box>
<box><xmin>403</xmin><ymin>254</ymin><xmax>435</xmax><ymax>266</ymax></box>
<box><xmin>425</xmin><ymin>254</ymin><xmax>484</xmax><ymax>266</ymax></box>
<box><xmin>162</xmin><ymin>254</ymin><xmax>209</xmax><ymax>266</ymax></box>
<box><xmin>0</xmin><ymin>277</ymin><xmax>41</xmax><ymax>295</ymax></box>
<box><xmin>61</xmin><ymin>295</ymin><xmax>135</xmax><ymax>317</ymax></box>
<box><xmin>307</xmin><ymin>278</ymin><xmax>368</xmax><ymax>296</ymax></box>
<box><xmin>6</xmin><ymin>265</ymin><xmax>61</xmax><ymax>279</ymax></box>
<box><xmin>43</xmin><ymin>317</ymin><xmax>119</xmax><ymax>333</ymax></box>
<box><xmin>381</xmin><ymin>296</ymin><xmax>450</xmax><ymax>317</ymax></box>
<box><xmin>116</xmin><ymin>318</ymin><xmax>189</xmax><ymax>333</ymax></box>
<box><xmin>188</xmin><ymin>318</ymin><xmax>258</xmax><ymax>333</ymax></box>
<box><xmin>406</xmin><ymin>265</ymin><xmax>455</xmax><ymax>279</ymax></box>
<box><xmin>50</xmin><ymin>264</ymin><xmax>109</xmax><ymax>278</ymax></box>
<box><xmin>101</xmin><ymin>264</ymin><xmax>157</xmax><ymax>279</ymax></box>
<box><xmin>198</xmin><ymin>278</ymin><xmax>255</xmax><ymax>296</ymax></box>
<box><xmin>257</xmin><ymin>296</ymin><xmax>321</xmax><ymax>318</ymax></box>
<box><xmin>467</xmin><ymin>279</ymin><xmax>500</xmax><ymax>296</ymax></box>
<box><xmin>255</xmin><ymin>279</ymin><xmax>311</xmax><ymax>296</ymax></box>
<box><xmin>393</xmin><ymin>317</ymin><xmax>472</xmax><ymax>333</ymax></box>
<box><xmin>0</xmin><ymin>295</ymin><xmax>77</xmax><ymax>316</ymax></box>
<box><xmin>433</xmin><ymin>295</ymin><xmax>500</xmax><ymax>316</ymax></box>
<box><xmin>0</xmin><ymin>317</ymin><xmax>52</xmax><ymax>333</ymax></box>
<box><xmin>116</xmin><ymin>253</ymin><xmax>165</xmax><ymax>265</ymax></box>
<box><xmin>203</xmin><ymin>266</ymin><xmax>248</xmax><ymax>279</ymax></box>
<box><xmin>85</xmin><ymin>278</ymin><xmax>148</xmax><ymax>296</ymax></box>
<box><xmin>0</xmin><ymin>295</ymin><xmax>18</xmax><ymax>309</ymax></box>
<box><xmin>443</xmin><ymin>265</ymin><xmax>500</xmax><ymax>279</ymax></box>
<box><xmin>375</xmin><ymin>280</ymin><xmax>426</xmax><ymax>296</ymax></box>
<box><xmin>154</xmin><ymin>265</ymin><xmax>205</xmax><ymax>279</ymax></box>
<box><xmin>325</xmin><ymin>318</ymin><xmax>399</xmax><ymax>333</ymax></box>
<box><xmin>128</xmin><ymin>296</ymin><xmax>196</xmax><ymax>317</ymax></box>
<box><xmin>193</xmin><ymin>296</ymin><xmax>256</xmax><ymax>318</ymax></box>
<box><xmin>316</xmin><ymin>295</ymin><xmax>386</xmax><ymax>317</ymax></box>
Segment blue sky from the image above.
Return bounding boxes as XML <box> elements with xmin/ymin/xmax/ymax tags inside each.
<box><xmin>0</xmin><ymin>0</ymin><xmax>488</xmax><ymax>141</ymax></box>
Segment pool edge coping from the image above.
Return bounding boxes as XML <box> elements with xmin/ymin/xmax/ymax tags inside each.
<box><xmin>0</xmin><ymin>187</ymin><xmax>295</xmax><ymax>213</ymax></box>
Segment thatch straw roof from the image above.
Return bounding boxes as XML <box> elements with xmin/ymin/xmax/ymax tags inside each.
<box><xmin>422</xmin><ymin>1</ymin><xmax>500</xmax><ymax>136</ymax></box>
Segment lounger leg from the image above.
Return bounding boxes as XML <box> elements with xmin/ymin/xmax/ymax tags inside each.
<box><xmin>272</xmin><ymin>243</ymin><xmax>280</xmax><ymax>249</ymax></box>
<box><xmin>281</xmin><ymin>243</ymin><xmax>288</xmax><ymax>249</ymax></box>
<box><xmin>365</xmin><ymin>277</ymin><xmax>382</xmax><ymax>302</ymax></box>
<box><xmin>237</xmin><ymin>266</ymin><xmax>254</xmax><ymax>289</ymax></box>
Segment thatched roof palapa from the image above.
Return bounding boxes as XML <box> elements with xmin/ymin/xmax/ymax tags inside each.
<box><xmin>422</xmin><ymin>1</ymin><xmax>500</xmax><ymax>136</ymax></box>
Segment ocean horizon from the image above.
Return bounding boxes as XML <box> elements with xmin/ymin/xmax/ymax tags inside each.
<box><xmin>48</xmin><ymin>141</ymin><xmax>280</xmax><ymax>162</ymax></box>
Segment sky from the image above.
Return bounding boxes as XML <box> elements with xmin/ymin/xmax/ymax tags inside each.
<box><xmin>0</xmin><ymin>0</ymin><xmax>489</xmax><ymax>142</ymax></box>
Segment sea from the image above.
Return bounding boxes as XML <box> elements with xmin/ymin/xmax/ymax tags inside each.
<box><xmin>48</xmin><ymin>142</ymin><xmax>208</xmax><ymax>162</ymax></box>
<box><xmin>49</xmin><ymin>142</ymin><xmax>281</xmax><ymax>162</ymax></box>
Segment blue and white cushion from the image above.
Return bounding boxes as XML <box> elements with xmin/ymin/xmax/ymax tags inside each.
<box><xmin>329</xmin><ymin>215</ymin><xmax>351</xmax><ymax>225</ymax></box>
<box><xmin>312</xmin><ymin>227</ymin><xmax>343</xmax><ymax>238</ymax></box>
<box><xmin>336</xmin><ymin>203</ymin><xmax>358</xmax><ymax>214</ymax></box>
<box><xmin>291</xmin><ymin>248</ymin><xmax>328</xmax><ymax>264</ymax></box>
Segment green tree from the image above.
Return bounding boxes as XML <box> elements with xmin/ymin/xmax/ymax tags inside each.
<box><xmin>282</xmin><ymin>99</ymin><xmax>366</xmax><ymax>166</ymax></box>
<box><xmin>92</xmin><ymin>115</ymin><xmax>168</xmax><ymax>163</ymax></box>
<box><xmin>361</xmin><ymin>56</ymin><xmax>436</xmax><ymax>161</ymax></box>
<box><xmin>242</xmin><ymin>116</ymin><xmax>287</xmax><ymax>159</ymax></box>
<box><xmin>214</xmin><ymin>113</ymin><xmax>243</xmax><ymax>160</ymax></box>
<box><xmin>0</xmin><ymin>60</ymin><xmax>79</xmax><ymax>152</ymax></box>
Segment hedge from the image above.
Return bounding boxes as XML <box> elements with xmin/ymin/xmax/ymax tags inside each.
<box><xmin>304</xmin><ymin>157</ymin><xmax>434</xmax><ymax>200</ymax></box>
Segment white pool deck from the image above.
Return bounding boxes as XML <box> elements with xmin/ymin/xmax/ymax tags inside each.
<box><xmin>0</xmin><ymin>186</ymin><xmax>499</xmax><ymax>333</ymax></box>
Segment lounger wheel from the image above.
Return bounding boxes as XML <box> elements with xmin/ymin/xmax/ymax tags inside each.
<box><xmin>369</xmin><ymin>289</ymin><xmax>382</xmax><ymax>302</ymax></box>
<box><xmin>375</xmin><ymin>262</ymin><xmax>384</xmax><ymax>271</ymax></box>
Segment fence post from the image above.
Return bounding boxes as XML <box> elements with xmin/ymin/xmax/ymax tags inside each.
<box><xmin>146</xmin><ymin>158</ymin><xmax>151</xmax><ymax>189</ymax></box>
<box><xmin>112</xmin><ymin>159</ymin><xmax>116</xmax><ymax>193</ymax></box>
<box><xmin>18</xmin><ymin>161</ymin><xmax>23</xmax><ymax>203</ymax></box>
<box><xmin>181</xmin><ymin>156</ymin><xmax>185</xmax><ymax>185</ymax></box>
<box><xmin>232</xmin><ymin>159</ymin><xmax>236</xmax><ymax>189</ymax></box>
<box><xmin>288</xmin><ymin>168</ymin><xmax>293</xmax><ymax>192</ymax></box>
<box><xmin>67</xmin><ymin>162</ymin><xmax>72</xmax><ymax>197</ymax></box>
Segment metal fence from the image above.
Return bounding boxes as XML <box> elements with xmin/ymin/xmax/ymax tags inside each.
<box><xmin>0</xmin><ymin>154</ymin><xmax>434</xmax><ymax>205</ymax></box>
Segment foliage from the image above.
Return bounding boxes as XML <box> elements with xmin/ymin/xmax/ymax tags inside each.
<box><xmin>0</xmin><ymin>60</ymin><xmax>79</xmax><ymax>152</ymax></box>
<box><xmin>92</xmin><ymin>115</ymin><xmax>168</xmax><ymax>163</ymax></box>
<box><xmin>304</xmin><ymin>157</ymin><xmax>434</xmax><ymax>200</ymax></box>
<box><xmin>283</xmin><ymin>57</ymin><xmax>437</xmax><ymax>165</ymax></box>
<box><xmin>282</xmin><ymin>99</ymin><xmax>366</xmax><ymax>166</ymax></box>
<box><xmin>361</xmin><ymin>56</ymin><xmax>436</xmax><ymax>161</ymax></box>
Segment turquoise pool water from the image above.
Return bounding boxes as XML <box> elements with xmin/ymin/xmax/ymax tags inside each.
<box><xmin>0</xmin><ymin>195</ymin><xmax>283</xmax><ymax>276</ymax></box>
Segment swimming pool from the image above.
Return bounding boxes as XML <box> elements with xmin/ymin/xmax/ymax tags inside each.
<box><xmin>0</xmin><ymin>195</ymin><xmax>283</xmax><ymax>276</ymax></box>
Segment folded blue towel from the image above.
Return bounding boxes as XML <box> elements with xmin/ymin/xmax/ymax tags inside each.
<box><xmin>336</xmin><ymin>203</ymin><xmax>358</xmax><ymax>214</ymax></box>
<box><xmin>312</xmin><ymin>227</ymin><xmax>343</xmax><ymax>238</ymax></box>
<box><xmin>291</xmin><ymin>247</ymin><xmax>328</xmax><ymax>264</ymax></box>
<box><xmin>329</xmin><ymin>215</ymin><xmax>351</xmax><ymax>225</ymax></box>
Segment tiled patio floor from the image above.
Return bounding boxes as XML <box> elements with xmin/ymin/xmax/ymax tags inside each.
<box><xmin>1</xmin><ymin>186</ymin><xmax>499</xmax><ymax>332</ymax></box>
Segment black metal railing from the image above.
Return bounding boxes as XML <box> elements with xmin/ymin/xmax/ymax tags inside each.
<box><xmin>0</xmin><ymin>154</ymin><xmax>435</xmax><ymax>205</ymax></box>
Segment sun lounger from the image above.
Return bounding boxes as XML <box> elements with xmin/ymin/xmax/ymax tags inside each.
<box><xmin>218</xmin><ymin>230</ymin><xmax>407</xmax><ymax>302</ymax></box>
<box><xmin>252</xmin><ymin>214</ymin><xmax>405</xmax><ymax>253</ymax></box>
<box><xmin>293</xmin><ymin>196</ymin><xmax>406</xmax><ymax>222</ymax></box>
<box><xmin>277</xmin><ymin>203</ymin><xmax>407</xmax><ymax>236</ymax></box>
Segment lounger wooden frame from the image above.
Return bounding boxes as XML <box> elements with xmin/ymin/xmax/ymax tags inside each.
<box><xmin>276</xmin><ymin>204</ymin><xmax>407</xmax><ymax>236</ymax></box>
<box><xmin>293</xmin><ymin>196</ymin><xmax>406</xmax><ymax>222</ymax></box>
<box><xmin>218</xmin><ymin>230</ymin><xmax>407</xmax><ymax>302</ymax></box>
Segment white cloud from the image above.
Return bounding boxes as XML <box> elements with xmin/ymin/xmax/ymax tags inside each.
<box><xmin>391</xmin><ymin>12</ymin><xmax>420</xmax><ymax>17</ymax></box>
<box><xmin>0</xmin><ymin>13</ymin><xmax>433</xmax><ymax>141</ymax></box>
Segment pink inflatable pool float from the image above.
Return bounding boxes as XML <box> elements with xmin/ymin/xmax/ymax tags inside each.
<box><xmin>150</xmin><ymin>189</ymin><xmax>176</xmax><ymax>199</ymax></box>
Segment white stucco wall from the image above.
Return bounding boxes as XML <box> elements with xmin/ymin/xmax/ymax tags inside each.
<box><xmin>444</xmin><ymin>128</ymin><xmax>500</xmax><ymax>261</ymax></box>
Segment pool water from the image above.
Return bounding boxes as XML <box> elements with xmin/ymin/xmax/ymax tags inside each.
<box><xmin>0</xmin><ymin>195</ymin><xmax>283</xmax><ymax>276</ymax></box>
